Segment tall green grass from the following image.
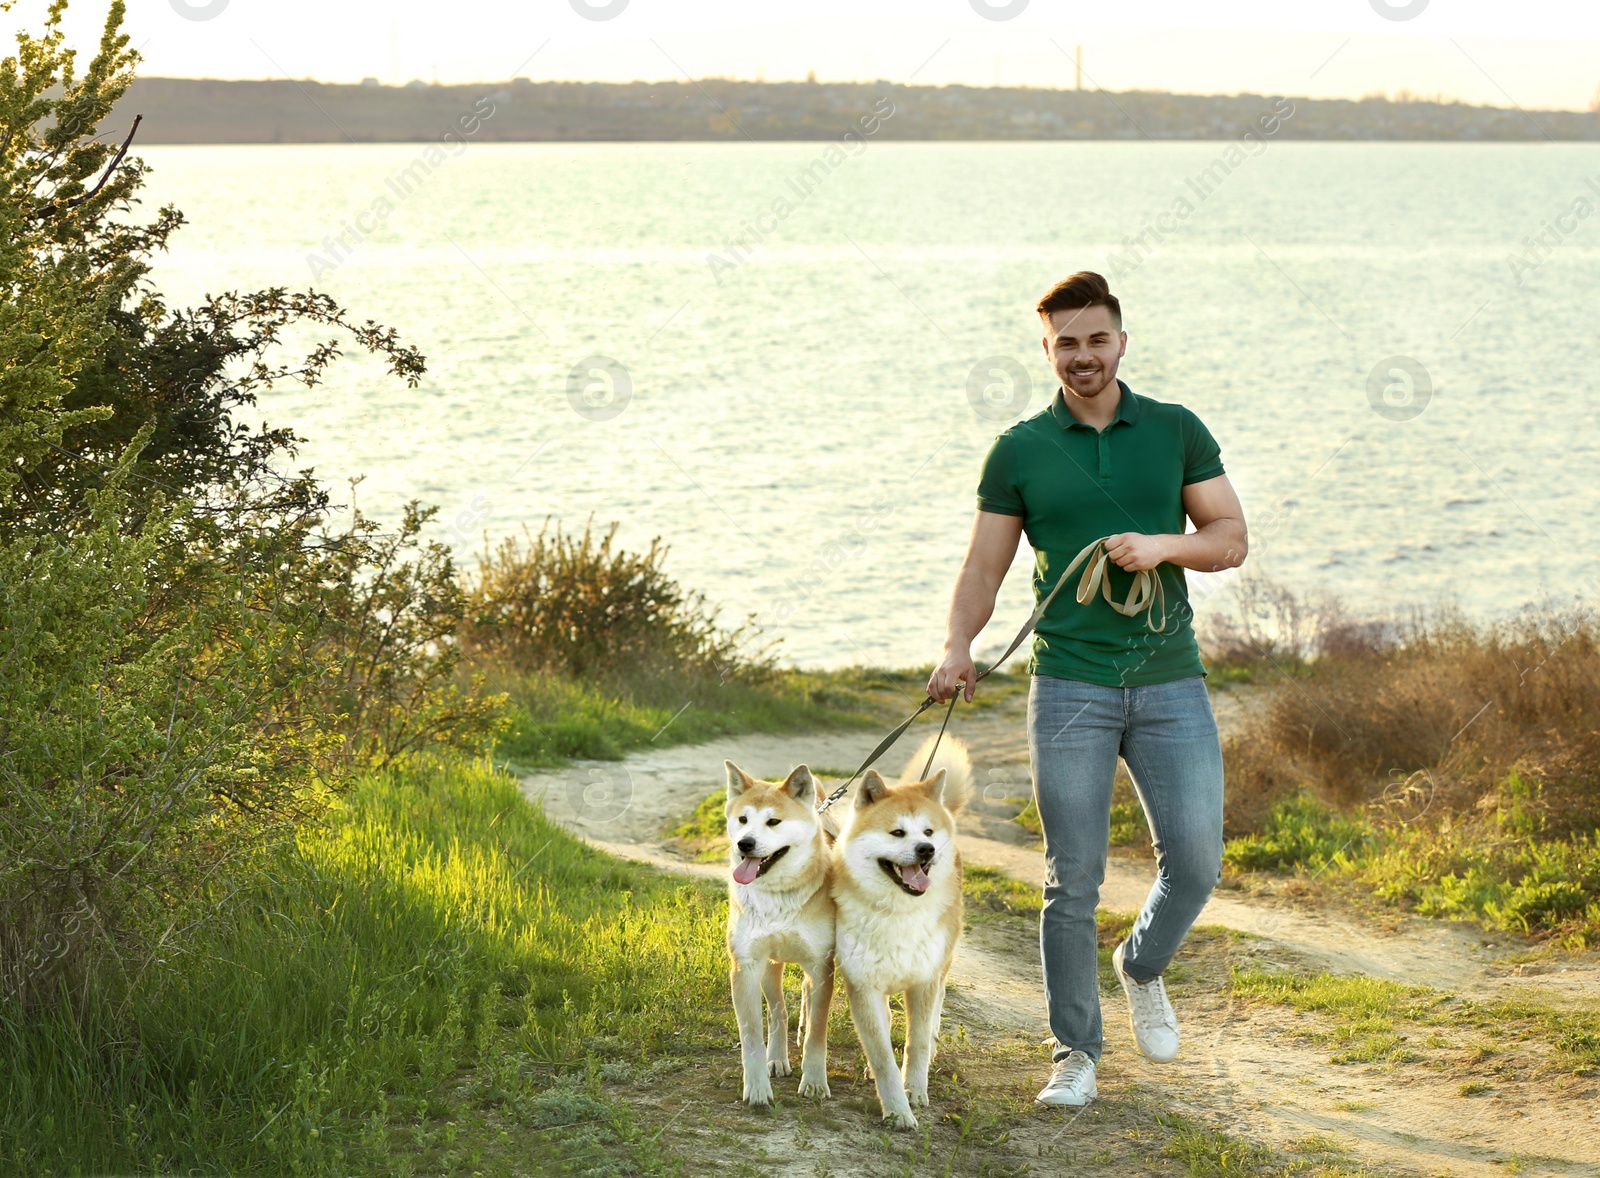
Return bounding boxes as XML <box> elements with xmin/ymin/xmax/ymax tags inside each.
<box><xmin>0</xmin><ymin>758</ymin><xmax>729</xmax><ymax>1176</ymax></box>
<box><xmin>1353</xmin><ymin>816</ymin><xmax>1600</xmax><ymax>941</ymax></box>
<box><xmin>454</xmin><ymin>519</ymin><xmax>893</xmax><ymax>767</ymax></box>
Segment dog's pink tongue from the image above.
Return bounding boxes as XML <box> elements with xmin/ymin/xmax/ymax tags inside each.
<box><xmin>901</xmin><ymin>864</ymin><xmax>931</xmax><ymax>893</ymax></box>
<box><xmin>733</xmin><ymin>856</ymin><xmax>763</xmax><ymax>885</ymax></box>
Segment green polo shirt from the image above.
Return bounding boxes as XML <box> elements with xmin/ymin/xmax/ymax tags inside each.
<box><xmin>975</xmin><ymin>380</ymin><xmax>1225</xmax><ymax>687</ymax></box>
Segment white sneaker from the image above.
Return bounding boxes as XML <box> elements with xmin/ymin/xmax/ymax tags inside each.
<box><xmin>1035</xmin><ymin>1050</ymin><xmax>1097</xmax><ymax>1106</ymax></box>
<box><xmin>1113</xmin><ymin>941</ymin><xmax>1180</xmax><ymax>1062</ymax></box>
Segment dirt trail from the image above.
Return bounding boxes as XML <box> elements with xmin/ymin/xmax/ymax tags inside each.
<box><xmin>520</xmin><ymin>687</ymin><xmax>1600</xmax><ymax>1177</ymax></box>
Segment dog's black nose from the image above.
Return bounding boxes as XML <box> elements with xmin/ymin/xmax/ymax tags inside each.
<box><xmin>737</xmin><ymin>837</ymin><xmax>756</xmax><ymax>855</ymax></box>
<box><xmin>915</xmin><ymin>842</ymin><xmax>934</xmax><ymax>863</ymax></box>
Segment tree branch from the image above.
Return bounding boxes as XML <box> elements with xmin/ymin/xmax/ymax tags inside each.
<box><xmin>30</xmin><ymin>113</ymin><xmax>143</xmax><ymax>220</ymax></box>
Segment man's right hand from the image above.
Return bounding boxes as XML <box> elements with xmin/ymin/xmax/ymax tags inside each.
<box><xmin>927</xmin><ymin>647</ymin><xmax>978</xmax><ymax>703</ymax></box>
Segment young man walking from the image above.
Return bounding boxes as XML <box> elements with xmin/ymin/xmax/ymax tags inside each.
<box><xmin>927</xmin><ymin>272</ymin><xmax>1247</xmax><ymax>1107</ymax></box>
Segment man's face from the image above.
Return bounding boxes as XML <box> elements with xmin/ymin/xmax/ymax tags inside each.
<box><xmin>1042</xmin><ymin>304</ymin><xmax>1127</xmax><ymax>400</ymax></box>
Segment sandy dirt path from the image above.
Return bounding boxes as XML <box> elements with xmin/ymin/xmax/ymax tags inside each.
<box><xmin>520</xmin><ymin>689</ymin><xmax>1599</xmax><ymax>1006</ymax></box>
<box><xmin>520</xmin><ymin>686</ymin><xmax>1600</xmax><ymax>1177</ymax></box>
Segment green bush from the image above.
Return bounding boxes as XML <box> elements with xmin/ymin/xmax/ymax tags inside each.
<box><xmin>301</xmin><ymin>498</ymin><xmax>506</xmax><ymax>768</ymax></box>
<box><xmin>0</xmin><ymin>462</ymin><xmax>321</xmax><ymax>1012</ymax></box>
<box><xmin>461</xmin><ymin>517</ymin><xmax>775</xmax><ymax>697</ymax></box>
<box><xmin>0</xmin><ymin>2</ymin><xmax>501</xmax><ymax>1018</ymax></box>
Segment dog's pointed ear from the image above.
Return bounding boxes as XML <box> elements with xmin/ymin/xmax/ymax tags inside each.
<box><xmin>918</xmin><ymin>768</ymin><xmax>950</xmax><ymax>804</ymax></box>
<box><xmin>857</xmin><ymin>769</ymin><xmax>889</xmax><ymax>807</ymax></box>
<box><xmin>782</xmin><ymin>765</ymin><xmax>815</xmax><ymax>803</ymax></box>
<box><xmin>725</xmin><ymin>760</ymin><xmax>753</xmax><ymax>799</ymax></box>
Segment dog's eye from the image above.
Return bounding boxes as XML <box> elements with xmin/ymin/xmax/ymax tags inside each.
<box><xmin>766</xmin><ymin>818</ymin><xmax>780</xmax><ymax>827</ymax></box>
<box><xmin>923</xmin><ymin>828</ymin><xmax>933</xmax><ymax>836</ymax></box>
<box><xmin>738</xmin><ymin>816</ymin><xmax>747</xmax><ymax>824</ymax></box>
<box><xmin>890</xmin><ymin>828</ymin><xmax>905</xmax><ymax>838</ymax></box>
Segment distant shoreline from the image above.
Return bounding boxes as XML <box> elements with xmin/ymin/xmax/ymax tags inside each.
<box><xmin>109</xmin><ymin>77</ymin><xmax>1600</xmax><ymax>145</ymax></box>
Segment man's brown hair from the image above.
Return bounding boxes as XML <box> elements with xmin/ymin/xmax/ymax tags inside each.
<box><xmin>1037</xmin><ymin>271</ymin><xmax>1122</xmax><ymax>330</ymax></box>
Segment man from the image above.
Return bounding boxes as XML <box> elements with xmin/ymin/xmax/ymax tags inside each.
<box><xmin>926</xmin><ymin>272</ymin><xmax>1247</xmax><ymax>1108</ymax></box>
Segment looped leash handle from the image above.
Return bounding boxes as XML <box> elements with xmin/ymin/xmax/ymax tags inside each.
<box><xmin>1069</xmin><ymin>537</ymin><xmax>1167</xmax><ymax>634</ymax></box>
<box><xmin>974</xmin><ymin>535</ymin><xmax>1167</xmax><ymax>683</ymax></box>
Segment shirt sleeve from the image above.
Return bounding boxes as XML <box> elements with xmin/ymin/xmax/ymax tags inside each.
<box><xmin>1180</xmin><ymin>408</ymin><xmax>1226</xmax><ymax>486</ymax></box>
<box><xmin>975</xmin><ymin>430</ymin><xmax>1026</xmax><ymax>516</ymax></box>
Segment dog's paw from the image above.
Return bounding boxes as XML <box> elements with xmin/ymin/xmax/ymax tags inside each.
<box><xmin>742</xmin><ymin>1073</ymin><xmax>774</xmax><ymax>1106</ymax></box>
<box><xmin>906</xmin><ymin>1084</ymin><xmax>929</xmax><ymax>1108</ymax></box>
<box><xmin>767</xmin><ymin>1054</ymin><xmax>791</xmax><ymax>1078</ymax></box>
<box><xmin>882</xmin><ymin>1106</ymin><xmax>919</xmax><ymax>1131</ymax></box>
<box><xmin>798</xmin><ymin>1071</ymin><xmax>831</xmax><ymax>1099</ymax></box>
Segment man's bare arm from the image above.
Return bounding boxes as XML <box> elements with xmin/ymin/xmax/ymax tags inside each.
<box><xmin>927</xmin><ymin>511</ymin><xmax>1024</xmax><ymax>702</ymax></box>
<box><xmin>1103</xmin><ymin>474</ymin><xmax>1248</xmax><ymax>573</ymax></box>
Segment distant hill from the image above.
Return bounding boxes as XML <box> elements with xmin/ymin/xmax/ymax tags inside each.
<box><xmin>106</xmin><ymin>76</ymin><xmax>1600</xmax><ymax>144</ymax></box>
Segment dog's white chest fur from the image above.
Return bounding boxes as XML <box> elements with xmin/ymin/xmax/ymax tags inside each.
<box><xmin>729</xmin><ymin>882</ymin><xmax>828</xmax><ymax>966</ymax></box>
<box><xmin>833</xmin><ymin>889</ymin><xmax>955</xmax><ymax>993</ymax></box>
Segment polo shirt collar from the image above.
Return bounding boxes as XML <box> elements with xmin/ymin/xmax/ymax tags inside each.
<box><xmin>1050</xmin><ymin>379</ymin><xmax>1141</xmax><ymax>430</ymax></box>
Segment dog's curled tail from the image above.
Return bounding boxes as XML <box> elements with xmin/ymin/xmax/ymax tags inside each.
<box><xmin>899</xmin><ymin>733</ymin><xmax>973</xmax><ymax>814</ymax></box>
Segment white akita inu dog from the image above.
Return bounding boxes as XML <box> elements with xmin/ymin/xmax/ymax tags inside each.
<box><xmin>724</xmin><ymin>761</ymin><xmax>835</xmax><ymax>1106</ymax></box>
<box><xmin>829</xmin><ymin>733</ymin><xmax>972</xmax><ymax>1129</ymax></box>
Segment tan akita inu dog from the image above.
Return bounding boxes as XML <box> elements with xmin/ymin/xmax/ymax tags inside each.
<box><xmin>829</xmin><ymin>733</ymin><xmax>972</xmax><ymax>1129</ymax></box>
<box><xmin>724</xmin><ymin>761</ymin><xmax>835</xmax><ymax>1106</ymax></box>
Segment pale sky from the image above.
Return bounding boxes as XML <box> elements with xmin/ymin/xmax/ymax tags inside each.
<box><xmin>7</xmin><ymin>0</ymin><xmax>1600</xmax><ymax>110</ymax></box>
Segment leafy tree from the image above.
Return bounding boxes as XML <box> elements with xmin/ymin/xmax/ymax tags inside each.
<box><xmin>0</xmin><ymin>1</ymin><xmax>501</xmax><ymax>1013</ymax></box>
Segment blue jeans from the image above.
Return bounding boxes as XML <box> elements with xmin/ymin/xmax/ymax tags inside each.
<box><xmin>1027</xmin><ymin>673</ymin><xmax>1224</xmax><ymax>1063</ymax></box>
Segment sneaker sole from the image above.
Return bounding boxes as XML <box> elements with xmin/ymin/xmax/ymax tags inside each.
<box><xmin>1036</xmin><ymin>1084</ymin><xmax>1097</xmax><ymax>1107</ymax></box>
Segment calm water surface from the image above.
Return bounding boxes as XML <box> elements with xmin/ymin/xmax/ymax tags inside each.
<box><xmin>136</xmin><ymin>141</ymin><xmax>1600</xmax><ymax>668</ymax></box>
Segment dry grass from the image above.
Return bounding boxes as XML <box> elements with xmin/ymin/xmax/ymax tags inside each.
<box><xmin>1203</xmin><ymin>576</ymin><xmax>1600</xmax><ymax>942</ymax></box>
<box><xmin>1203</xmin><ymin>578</ymin><xmax>1600</xmax><ymax>835</ymax></box>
